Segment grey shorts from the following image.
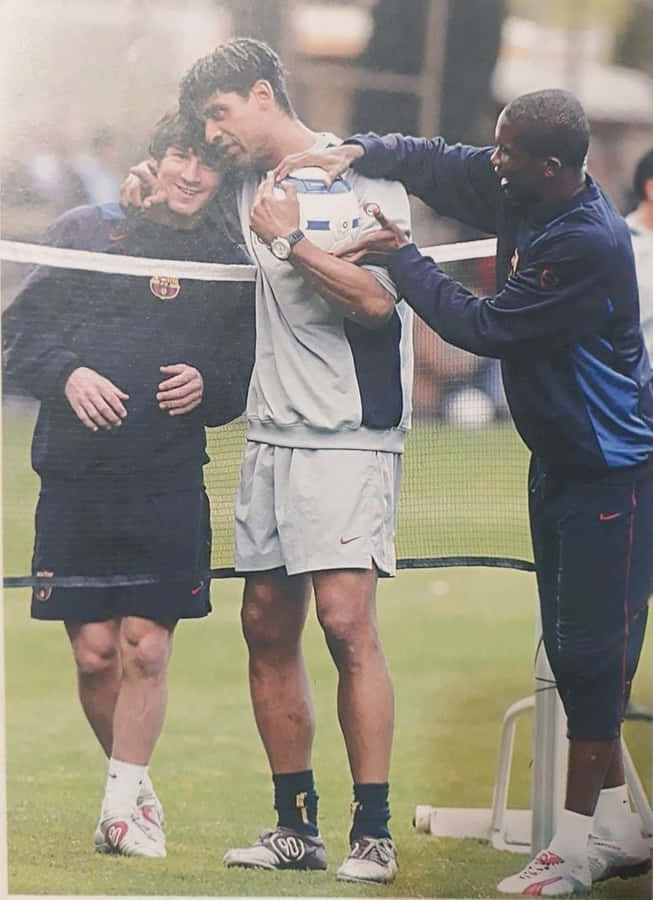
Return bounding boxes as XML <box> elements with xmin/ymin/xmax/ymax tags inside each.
<box><xmin>234</xmin><ymin>442</ymin><xmax>402</xmax><ymax>576</ymax></box>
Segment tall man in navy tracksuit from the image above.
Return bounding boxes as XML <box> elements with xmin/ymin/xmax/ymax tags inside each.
<box><xmin>3</xmin><ymin>111</ymin><xmax>255</xmax><ymax>859</ymax></box>
<box><xmin>274</xmin><ymin>89</ymin><xmax>653</xmax><ymax>895</ymax></box>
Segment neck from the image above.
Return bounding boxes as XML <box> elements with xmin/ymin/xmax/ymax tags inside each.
<box><xmin>257</xmin><ymin>114</ymin><xmax>319</xmax><ymax>169</ymax></box>
<box><xmin>532</xmin><ymin>169</ymin><xmax>587</xmax><ymax>220</ymax></box>
<box><xmin>145</xmin><ymin>206</ymin><xmax>202</xmax><ymax>232</ymax></box>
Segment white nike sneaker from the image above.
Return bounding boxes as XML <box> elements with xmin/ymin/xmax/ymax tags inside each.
<box><xmin>336</xmin><ymin>836</ymin><xmax>398</xmax><ymax>884</ymax></box>
<box><xmin>588</xmin><ymin>831</ymin><xmax>652</xmax><ymax>882</ymax></box>
<box><xmin>94</xmin><ymin>811</ymin><xmax>166</xmax><ymax>858</ymax></box>
<box><xmin>136</xmin><ymin>790</ymin><xmax>166</xmax><ymax>847</ymax></box>
<box><xmin>497</xmin><ymin>848</ymin><xmax>591</xmax><ymax>895</ymax></box>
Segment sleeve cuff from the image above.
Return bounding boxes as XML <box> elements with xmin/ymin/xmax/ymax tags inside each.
<box><xmin>388</xmin><ymin>242</ymin><xmax>423</xmax><ymax>290</ymax></box>
<box><xmin>52</xmin><ymin>357</ymin><xmax>83</xmax><ymax>397</ymax></box>
<box><xmin>342</xmin><ymin>135</ymin><xmax>378</xmax><ymax>174</ymax></box>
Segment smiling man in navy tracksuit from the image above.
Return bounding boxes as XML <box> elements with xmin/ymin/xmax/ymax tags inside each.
<box><xmin>275</xmin><ymin>89</ymin><xmax>653</xmax><ymax>895</ymax></box>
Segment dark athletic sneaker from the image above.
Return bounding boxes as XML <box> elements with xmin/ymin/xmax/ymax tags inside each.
<box><xmin>223</xmin><ymin>826</ymin><xmax>327</xmax><ymax>870</ymax></box>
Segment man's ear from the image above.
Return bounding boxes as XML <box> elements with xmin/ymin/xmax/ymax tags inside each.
<box><xmin>146</xmin><ymin>156</ymin><xmax>159</xmax><ymax>176</ymax></box>
<box><xmin>251</xmin><ymin>78</ymin><xmax>275</xmax><ymax>108</ymax></box>
<box><xmin>543</xmin><ymin>156</ymin><xmax>563</xmax><ymax>177</ymax></box>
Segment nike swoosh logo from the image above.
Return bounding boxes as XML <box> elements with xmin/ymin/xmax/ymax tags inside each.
<box><xmin>190</xmin><ymin>582</ymin><xmax>204</xmax><ymax>595</ymax></box>
<box><xmin>339</xmin><ymin>536</ymin><xmax>361</xmax><ymax>545</ymax></box>
<box><xmin>599</xmin><ymin>512</ymin><xmax>622</xmax><ymax>521</ymax></box>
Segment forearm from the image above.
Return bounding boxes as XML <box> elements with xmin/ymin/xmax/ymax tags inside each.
<box><xmin>2</xmin><ymin>274</ymin><xmax>87</xmax><ymax>399</ymax></box>
<box><xmin>290</xmin><ymin>238</ymin><xmax>395</xmax><ymax>329</ymax></box>
<box><xmin>202</xmin><ymin>371</ymin><xmax>249</xmax><ymax>426</ymax></box>
<box><xmin>347</xmin><ymin>133</ymin><xmax>499</xmax><ymax>234</ymax></box>
<box><xmin>3</xmin><ymin>316</ymin><xmax>82</xmax><ymax>400</ymax></box>
<box><xmin>388</xmin><ymin>245</ymin><xmax>501</xmax><ymax>356</ymax></box>
<box><xmin>389</xmin><ymin>243</ymin><xmax>610</xmax><ymax>358</ymax></box>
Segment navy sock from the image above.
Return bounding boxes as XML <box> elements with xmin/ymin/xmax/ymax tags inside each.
<box><xmin>273</xmin><ymin>770</ymin><xmax>319</xmax><ymax>836</ymax></box>
<box><xmin>350</xmin><ymin>782</ymin><xmax>391</xmax><ymax>841</ymax></box>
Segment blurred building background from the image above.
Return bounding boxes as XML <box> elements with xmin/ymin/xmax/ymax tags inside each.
<box><xmin>2</xmin><ymin>0</ymin><xmax>653</xmax><ymax>244</ymax></box>
<box><xmin>2</xmin><ymin>0</ymin><xmax>653</xmax><ymax>422</ymax></box>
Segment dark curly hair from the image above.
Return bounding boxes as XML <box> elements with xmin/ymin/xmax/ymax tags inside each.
<box><xmin>148</xmin><ymin>110</ymin><xmax>219</xmax><ymax>165</ymax></box>
<box><xmin>179</xmin><ymin>37</ymin><xmax>294</xmax><ymax>118</ymax></box>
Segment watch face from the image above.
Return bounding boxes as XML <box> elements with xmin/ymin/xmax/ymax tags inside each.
<box><xmin>270</xmin><ymin>237</ymin><xmax>291</xmax><ymax>260</ymax></box>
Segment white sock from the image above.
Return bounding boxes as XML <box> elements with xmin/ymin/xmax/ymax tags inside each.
<box><xmin>102</xmin><ymin>758</ymin><xmax>146</xmax><ymax>817</ymax></box>
<box><xmin>140</xmin><ymin>769</ymin><xmax>156</xmax><ymax>800</ymax></box>
<box><xmin>549</xmin><ymin>809</ymin><xmax>593</xmax><ymax>860</ymax></box>
<box><xmin>593</xmin><ymin>784</ymin><xmax>632</xmax><ymax>837</ymax></box>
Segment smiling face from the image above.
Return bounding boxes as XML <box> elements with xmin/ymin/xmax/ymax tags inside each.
<box><xmin>199</xmin><ymin>85</ymin><xmax>271</xmax><ymax>170</ymax></box>
<box><xmin>490</xmin><ymin>111</ymin><xmax>549</xmax><ymax>208</ymax></box>
<box><xmin>154</xmin><ymin>145</ymin><xmax>221</xmax><ymax>224</ymax></box>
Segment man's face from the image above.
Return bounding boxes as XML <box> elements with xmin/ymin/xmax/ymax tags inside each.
<box><xmin>490</xmin><ymin>112</ymin><xmax>547</xmax><ymax>208</ymax></box>
<box><xmin>155</xmin><ymin>145</ymin><xmax>221</xmax><ymax>220</ymax></box>
<box><xmin>199</xmin><ymin>88</ymin><xmax>267</xmax><ymax>170</ymax></box>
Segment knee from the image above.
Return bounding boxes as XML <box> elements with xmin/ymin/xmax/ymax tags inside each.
<box><xmin>71</xmin><ymin>630</ymin><xmax>120</xmax><ymax>679</ymax></box>
<box><xmin>241</xmin><ymin>583</ymin><xmax>309</xmax><ymax>656</ymax></box>
<box><xmin>318</xmin><ymin>603</ymin><xmax>377</xmax><ymax>668</ymax></box>
<box><xmin>241</xmin><ymin>597</ymin><xmax>287</xmax><ymax>653</ymax></box>
<box><xmin>120</xmin><ymin>621</ymin><xmax>171</xmax><ymax>678</ymax></box>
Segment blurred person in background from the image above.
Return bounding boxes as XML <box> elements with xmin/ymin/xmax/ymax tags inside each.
<box><xmin>22</xmin><ymin>120</ymin><xmax>88</xmax><ymax>212</ymax></box>
<box><xmin>623</xmin><ymin>148</ymin><xmax>653</xmax><ymax>724</ymax></box>
<box><xmin>2</xmin><ymin>111</ymin><xmax>255</xmax><ymax>859</ymax></box>
<box><xmin>627</xmin><ymin>148</ymin><xmax>653</xmax><ymax>358</ymax></box>
<box><xmin>71</xmin><ymin>126</ymin><xmax>124</xmax><ymax>205</ymax></box>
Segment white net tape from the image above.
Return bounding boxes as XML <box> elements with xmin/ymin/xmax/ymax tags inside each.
<box><xmin>4</xmin><ymin>231</ymin><xmax>525</xmax><ymax>590</ymax></box>
<box><xmin>0</xmin><ymin>237</ymin><xmax>497</xmax><ymax>280</ymax></box>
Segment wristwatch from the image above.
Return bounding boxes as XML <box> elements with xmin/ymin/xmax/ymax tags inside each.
<box><xmin>270</xmin><ymin>228</ymin><xmax>305</xmax><ymax>260</ymax></box>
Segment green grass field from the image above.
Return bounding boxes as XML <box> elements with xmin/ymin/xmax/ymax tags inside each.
<box><xmin>3</xmin><ymin>404</ymin><xmax>652</xmax><ymax>898</ymax></box>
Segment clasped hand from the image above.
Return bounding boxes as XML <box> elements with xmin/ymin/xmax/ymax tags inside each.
<box><xmin>65</xmin><ymin>364</ymin><xmax>203</xmax><ymax>431</ymax></box>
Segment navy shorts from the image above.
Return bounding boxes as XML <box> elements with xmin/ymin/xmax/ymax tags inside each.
<box><xmin>529</xmin><ymin>458</ymin><xmax>653</xmax><ymax>740</ymax></box>
<box><xmin>31</xmin><ymin>478</ymin><xmax>212</xmax><ymax>625</ymax></box>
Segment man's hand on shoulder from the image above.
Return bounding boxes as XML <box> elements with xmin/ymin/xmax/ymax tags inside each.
<box><xmin>64</xmin><ymin>367</ymin><xmax>129</xmax><ymax>431</ymax></box>
<box><xmin>273</xmin><ymin>143</ymin><xmax>365</xmax><ymax>184</ymax></box>
<box><xmin>157</xmin><ymin>364</ymin><xmax>204</xmax><ymax>415</ymax></box>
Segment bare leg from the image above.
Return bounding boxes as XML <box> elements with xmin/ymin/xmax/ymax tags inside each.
<box><xmin>314</xmin><ymin>568</ymin><xmax>393</xmax><ymax>782</ymax></box>
<box><xmin>112</xmin><ymin>616</ymin><xmax>174</xmax><ymax>764</ymax></box>
<box><xmin>565</xmin><ymin>737</ymin><xmax>622</xmax><ymax>816</ymax></box>
<box><xmin>242</xmin><ymin>570</ymin><xmax>313</xmax><ymax>772</ymax></box>
<box><xmin>66</xmin><ymin>620</ymin><xmax>121</xmax><ymax>756</ymax></box>
<box><xmin>601</xmin><ymin>740</ymin><xmax>625</xmax><ymax>789</ymax></box>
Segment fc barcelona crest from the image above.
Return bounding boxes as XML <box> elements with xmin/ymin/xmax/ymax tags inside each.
<box><xmin>150</xmin><ymin>275</ymin><xmax>181</xmax><ymax>300</ymax></box>
<box><xmin>34</xmin><ymin>569</ymin><xmax>54</xmax><ymax>602</ymax></box>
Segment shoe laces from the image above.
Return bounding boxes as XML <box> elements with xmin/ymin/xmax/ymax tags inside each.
<box><xmin>521</xmin><ymin>850</ymin><xmax>565</xmax><ymax>878</ymax></box>
<box><xmin>350</xmin><ymin>836</ymin><xmax>395</xmax><ymax>865</ymax></box>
